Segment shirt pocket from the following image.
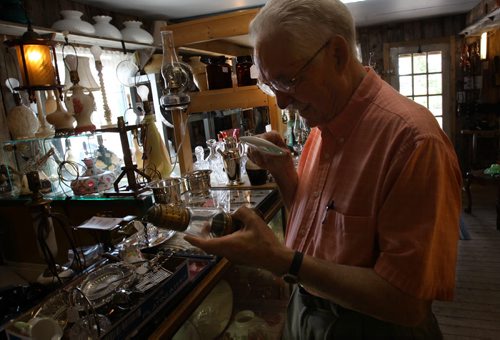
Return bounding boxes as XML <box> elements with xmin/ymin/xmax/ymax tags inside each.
<box><xmin>313</xmin><ymin>210</ymin><xmax>377</xmax><ymax>266</ymax></box>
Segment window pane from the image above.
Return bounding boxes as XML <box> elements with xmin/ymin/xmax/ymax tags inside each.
<box><xmin>428</xmin><ymin>95</ymin><xmax>442</xmax><ymax>116</ymax></box>
<box><xmin>413</xmin><ymin>75</ymin><xmax>427</xmax><ymax>95</ymax></box>
<box><xmin>398</xmin><ymin>54</ymin><xmax>412</xmax><ymax>75</ymax></box>
<box><xmin>413</xmin><ymin>53</ymin><xmax>427</xmax><ymax>73</ymax></box>
<box><xmin>428</xmin><ymin>52</ymin><xmax>442</xmax><ymax>73</ymax></box>
<box><xmin>413</xmin><ymin>96</ymin><xmax>428</xmax><ymax>107</ymax></box>
<box><xmin>399</xmin><ymin>76</ymin><xmax>413</xmax><ymax>96</ymax></box>
<box><xmin>428</xmin><ymin>74</ymin><xmax>442</xmax><ymax>95</ymax></box>
<box><xmin>434</xmin><ymin>116</ymin><xmax>443</xmax><ymax>128</ymax></box>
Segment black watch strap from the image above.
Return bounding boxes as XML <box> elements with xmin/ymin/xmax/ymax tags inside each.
<box><xmin>282</xmin><ymin>251</ymin><xmax>304</xmax><ymax>284</ymax></box>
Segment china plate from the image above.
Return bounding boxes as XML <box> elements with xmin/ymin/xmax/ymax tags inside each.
<box><xmin>240</xmin><ymin>136</ymin><xmax>285</xmax><ymax>155</ymax></box>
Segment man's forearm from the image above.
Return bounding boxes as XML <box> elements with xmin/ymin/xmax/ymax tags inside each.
<box><xmin>298</xmin><ymin>256</ymin><xmax>431</xmax><ymax>326</ymax></box>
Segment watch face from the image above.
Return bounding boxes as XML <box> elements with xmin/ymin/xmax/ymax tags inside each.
<box><xmin>282</xmin><ymin>273</ymin><xmax>298</xmax><ymax>284</ymax></box>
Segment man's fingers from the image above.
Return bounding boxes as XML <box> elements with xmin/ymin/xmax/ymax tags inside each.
<box><xmin>183</xmin><ymin>234</ymin><xmax>231</xmax><ymax>256</ymax></box>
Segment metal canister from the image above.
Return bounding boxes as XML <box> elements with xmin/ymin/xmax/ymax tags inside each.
<box><xmin>145</xmin><ymin>204</ymin><xmax>242</xmax><ymax>237</ymax></box>
<box><xmin>145</xmin><ymin>203</ymin><xmax>191</xmax><ymax>232</ymax></box>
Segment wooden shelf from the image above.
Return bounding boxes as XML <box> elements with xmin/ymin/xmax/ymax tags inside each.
<box><xmin>188</xmin><ymin>86</ymin><xmax>271</xmax><ymax>113</ymax></box>
<box><xmin>0</xmin><ymin>19</ymin><xmax>158</xmax><ymax>52</ymax></box>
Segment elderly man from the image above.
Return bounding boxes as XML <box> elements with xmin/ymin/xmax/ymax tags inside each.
<box><xmin>186</xmin><ymin>0</ymin><xmax>462</xmax><ymax>338</ymax></box>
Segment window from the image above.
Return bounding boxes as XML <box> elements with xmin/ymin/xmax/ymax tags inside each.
<box><xmin>387</xmin><ymin>41</ymin><xmax>453</xmax><ymax>139</ymax></box>
<box><xmin>55</xmin><ymin>46</ymin><xmax>130</xmax><ymax>127</ymax></box>
<box><xmin>54</xmin><ymin>46</ymin><xmax>131</xmax><ymax>162</ymax></box>
<box><xmin>398</xmin><ymin>51</ymin><xmax>443</xmax><ymax>127</ymax></box>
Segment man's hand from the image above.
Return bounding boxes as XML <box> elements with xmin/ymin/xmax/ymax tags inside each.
<box><xmin>245</xmin><ymin>131</ymin><xmax>298</xmax><ymax>210</ymax></box>
<box><xmin>246</xmin><ymin>131</ymin><xmax>292</xmax><ymax>174</ymax></box>
<box><xmin>184</xmin><ymin>206</ymin><xmax>291</xmax><ymax>274</ymax></box>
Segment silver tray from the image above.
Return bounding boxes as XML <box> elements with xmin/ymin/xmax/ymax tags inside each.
<box><xmin>78</xmin><ymin>263</ymin><xmax>136</xmax><ymax>309</ymax></box>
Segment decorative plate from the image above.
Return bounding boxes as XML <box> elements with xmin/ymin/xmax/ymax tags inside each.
<box><xmin>189</xmin><ymin>279</ymin><xmax>233</xmax><ymax>339</ymax></box>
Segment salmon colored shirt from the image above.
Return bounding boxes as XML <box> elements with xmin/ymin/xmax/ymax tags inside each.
<box><xmin>286</xmin><ymin>68</ymin><xmax>462</xmax><ymax>301</ymax></box>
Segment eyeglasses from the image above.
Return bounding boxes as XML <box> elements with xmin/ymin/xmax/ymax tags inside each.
<box><xmin>258</xmin><ymin>39</ymin><xmax>330</xmax><ymax>96</ymax></box>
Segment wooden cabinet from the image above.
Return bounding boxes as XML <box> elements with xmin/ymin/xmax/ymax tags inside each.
<box><xmin>162</xmin><ymin>9</ymin><xmax>284</xmax><ymax>175</ymax></box>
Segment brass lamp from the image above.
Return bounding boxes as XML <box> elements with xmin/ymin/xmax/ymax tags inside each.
<box><xmin>3</xmin><ymin>22</ymin><xmax>62</xmax><ymax>103</ymax></box>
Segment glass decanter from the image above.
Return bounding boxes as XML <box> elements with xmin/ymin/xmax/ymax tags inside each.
<box><xmin>193</xmin><ymin>146</ymin><xmax>209</xmax><ymax>170</ymax></box>
<box><xmin>206</xmin><ymin>139</ymin><xmax>225</xmax><ymax>185</ymax></box>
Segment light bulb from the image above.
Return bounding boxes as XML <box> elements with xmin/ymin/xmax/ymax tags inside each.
<box><xmin>5</xmin><ymin>78</ymin><xmax>20</xmax><ymax>93</ymax></box>
<box><xmin>27</xmin><ymin>50</ymin><xmax>42</xmax><ymax>62</ymax></box>
<box><xmin>64</xmin><ymin>55</ymin><xmax>78</xmax><ymax>71</ymax></box>
<box><xmin>90</xmin><ymin>45</ymin><xmax>103</xmax><ymax>62</ymax></box>
<box><xmin>137</xmin><ymin>85</ymin><xmax>150</xmax><ymax>102</ymax></box>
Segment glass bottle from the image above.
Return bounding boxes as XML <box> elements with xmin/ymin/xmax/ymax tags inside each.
<box><xmin>205</xmin><ymin>56</ymin><xmax>232</xmax><ymax>89</ymax></box>
<box><xmin>145</xmin><ymin>204</ymin><xmax>242</xmax><ymax>239</ymax></box>
<box><xmin>236</xmin><ymin>55</ymin><xmax>257</xmax><ymax>86</ymax></box>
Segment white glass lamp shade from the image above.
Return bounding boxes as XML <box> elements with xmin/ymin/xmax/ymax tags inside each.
<box><xmin>52</xmin><ymin>10</ymin><xmax>95</xmax><ymax>35</ymax></box>
<box><xmin>92</xmin><ymin>15</ymin><xmax>122</xmax><ymax>40</ymax></box>
<box><xmin>121</xmin><ymin>20</ymin><xmax>154</xmax><ymax>44</ymax></box>
<box><xmin>64</xmin><ymin>56</ymin><xmax>99</xmax><ymax>90</ymax></box>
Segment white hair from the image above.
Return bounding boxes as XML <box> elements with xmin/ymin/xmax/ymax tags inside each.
<box><xmin>250</xmin><ymin>0</ymin><xmax>357</xmax><ymax>58</ymax></box>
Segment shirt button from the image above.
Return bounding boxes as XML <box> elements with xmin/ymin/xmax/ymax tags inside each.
<box><xmin>313</xmin><ymin>192</ymin><xmax>320</xmax><ymax>198</ymax></box>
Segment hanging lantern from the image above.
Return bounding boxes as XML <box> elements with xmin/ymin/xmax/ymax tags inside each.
<box><xmin>3</xmin><ymin>23</ymin><xmax>62</xmax><ymax>102</ymax></box>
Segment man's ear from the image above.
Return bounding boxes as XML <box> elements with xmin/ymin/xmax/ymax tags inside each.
<box><xmin>329</xmin><ymin>35</ymin><xmax>349</xmax><ymax>71</ymax></box>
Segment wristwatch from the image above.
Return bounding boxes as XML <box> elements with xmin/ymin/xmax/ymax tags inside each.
<box><xmin>282</xmin><ymin>250</ymin><xmax>304</xmax><ymax>284</ymax></box>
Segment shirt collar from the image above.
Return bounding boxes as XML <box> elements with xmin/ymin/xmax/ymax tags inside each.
<box><xmin>318</xmin><ymin>67</ymin><xmax>383</xmax><ymax>138</ymax></box>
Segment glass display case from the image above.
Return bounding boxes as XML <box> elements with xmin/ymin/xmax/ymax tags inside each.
<box><xmin>0</xmin><ymin>124</ymin><xmax>145</xmax><ymax>199</ymax></box>
<box><xmin>2</xmin><ymin>187</ymin><xmax>287</xmax><ymax>339</ymax></box>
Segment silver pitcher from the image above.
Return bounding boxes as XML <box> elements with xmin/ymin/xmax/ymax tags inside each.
<box><xmin>220</xmin><ymin>150</ymin><xmax>241</xmax><ymax>185</ymax></box>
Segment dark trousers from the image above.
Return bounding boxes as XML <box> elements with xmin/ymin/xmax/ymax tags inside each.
<box><xmin>282</xmin><ymin>285</ymin><xmax>443</xmax><ymax>340</ymax></box>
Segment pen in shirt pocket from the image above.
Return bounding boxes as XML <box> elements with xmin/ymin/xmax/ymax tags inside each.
<box><xmin>322</xmin><ymin>200</ymin><xmax>335</xmax><ymax>224</ymax></box>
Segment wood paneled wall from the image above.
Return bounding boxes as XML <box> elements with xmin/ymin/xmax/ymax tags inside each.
<box><xmin>357</xmin><ymin>14</ymin><xmax>466</xmax><ymax>77</ymax></box>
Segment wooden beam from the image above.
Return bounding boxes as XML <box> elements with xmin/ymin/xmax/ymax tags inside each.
<box><xmin>164</xmin><ymin>9</ymin><xmax>259</xmax><ymax>47</ymax></box>
<box><xmin>179</xmin><ymin>40</ymin><xmax>252</xmax><ymax>57</ymax></box>
<box><xmin>172</xmin><ymin>109</ymin><xmax>193</xmax><ymax>175</ymax></box>
<box><xmin>187</xmin><ymin>86</ymin><xmax>270</xmax><ymax>113</ymax></box>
